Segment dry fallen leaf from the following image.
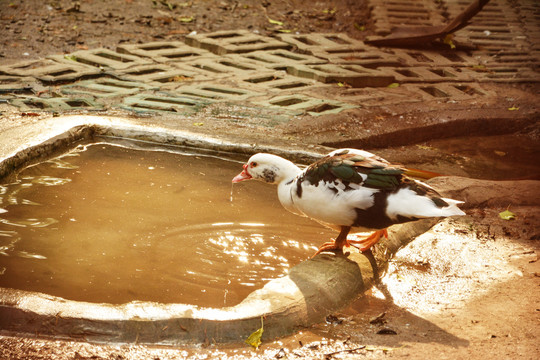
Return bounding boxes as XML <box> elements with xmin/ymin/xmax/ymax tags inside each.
<box><xmin>178</xmin><ymin>16</ymin><xmax>194</xmax><ymax>23</ymax></box>
<box><xmin>499</xmin><ymin>209</ymin><xmax>516</xmax><ymax>220</ymax></box>
<box><xmin>443</xmin><ymin>34</ymin><xmax>456</xmax><ymax>49</ymax></box>
<box><xmin>245</xmin><ymin>317</ymin><xmax>264</xmax><ymax>350</ymax></box>
<box><xmin>354</xmin><ymin>22</ymin><xmax>366</xmax><ymax>31</ymax></box>
<box><xmin>267</xmin><ymin>18</ymin><xmax>283</xmax><ymax>26</ymax></box>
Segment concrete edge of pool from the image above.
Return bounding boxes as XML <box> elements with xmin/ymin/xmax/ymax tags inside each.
<box><xmin>0</xmin><ymin>115</ymin><xmax>436</xmax><ymax>345</ymax></box>
<box><xmin>0</xmin><ymin>115</ymin><xmax>325</xmax><ymax>182</ymax></box>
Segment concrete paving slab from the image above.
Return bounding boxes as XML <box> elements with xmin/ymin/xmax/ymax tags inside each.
<box><xmin>476</xmin><ymin>66</ymin><xmax>540</xmax><ymax>83</ymax></box>
<box><xmin>254</xmin><ymin>94</ymin><xmax>356</xmax><ymax>116</ymax></box>
<box><xmin>9</xmin><ymin>96</ymin><xmax>103</xmax><ymax>111</ymax></box>
<box><xmin>382</xmin><ymin>66</ymin><xmax>476</xmax><ymax>84</ymax></box>
<box><xmin>333</xmin><ymin>82</ymin><xmax>495</xmax><ymax>107</ymax></box>
<box><xmin>287</xmin><ymin>64</ymin><xmax>395</xmax><ymax>87</ymax></box>
<box><xmin>117</xmin><ymin>63</ymin><xmax>210</xmax><ymax>85</ymax></box>
<box><xmin>185</xmin><ymin>30</ymin><xmax>290</xmax><ymax>55</ymax></box>
<box><xmin>411</xmin><ymin>82</ymin><xmax>494</xmax><ymax>100</ymax></box>
<box><xmin>0</xmin><ymin>76</ymin><xmax>39</xmax><ymax>94</ymax></box>
<box><xmin>368</xmin><ymin>0</ymin><xmax>445</xmax><ymax>35</ymax></box>
<box><xmin>237</xmin><ymin>49</ymin><xmax>327</xmax><ymax>70</ymax></box>
<box><xmin>61</xmin><ymin>78</ymin><xmax>156</xmax><ymax>98</ymax></box>
<box><xmin>65</xmin><ymin>48</ymin><xmax>153</xmax><ymax>70</ymax></box>
<box><xmin>277</xmin><ymin>33</ymin><xmax>364</xmax><ymax>54</ymax></box>
<box><xmin>121</xmin><ymin>93</ymin><xmax>210</xmax><ymax>114</ymax></box>
<box><xmin>169</xmin><ymin>83</ymin><xmax>263</xmax><ymax>101</ymax></box>
<box><xmin>310</xmin><ymin>47</ymin><xmax>402</xmax><ymax>68</ymax></box>
<box><xmin>116</xmin><ymin>41</ymin><xmax>213</xmax><ymax>63</ymax></box>
<box><xmin>0</xmin><ymin>58</ymin><xmax>102</xmax><ymax>83</ymax></box>
<box><xmin>390</xmin><ymin>49</ymin><xmax>479</xmax><ymax>67</ymax></box>
<box><xmin>170</xmin><ymin>55</ymin><xmax>260</xmax><ymax>79</ymax></box>
<box><xmin>233</xmin><ymin>70</ymin><xmax>323</xmax><ymax>94</ymax></box>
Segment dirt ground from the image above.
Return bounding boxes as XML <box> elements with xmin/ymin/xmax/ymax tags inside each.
<box><xmin>0</xmin><ymin>0</ymin><xmax>539</xmax><ymax>359</ymax></box>
<box><xmin>0</xmin><ymin>0</ymin><xmax>367</xmax><ymax>65</ymax></box>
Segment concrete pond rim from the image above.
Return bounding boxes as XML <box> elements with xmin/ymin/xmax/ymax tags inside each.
<box><xmin>0</xmin><ymin>115</ymin><xmax>437</xmax><ymax>346</ymax></box>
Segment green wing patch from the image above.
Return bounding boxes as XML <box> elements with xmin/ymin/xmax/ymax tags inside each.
<box><xmin>304</xmin><ymin>153</ymin><xmax>404</xmax><ymax>188</ymax></box>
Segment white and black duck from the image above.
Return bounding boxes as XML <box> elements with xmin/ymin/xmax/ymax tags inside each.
<box><xmin>232</xmin><ymin>148</ymin><xmax>465</xmax><ymax>256</ymax></box>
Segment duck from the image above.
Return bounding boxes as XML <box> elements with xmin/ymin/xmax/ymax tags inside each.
<box><xmin>232</xmin><ymin>148</ymin><xmax>465</xmax><ymax>257</ymax></box>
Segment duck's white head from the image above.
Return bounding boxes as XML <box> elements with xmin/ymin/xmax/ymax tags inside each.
<box><xmin>232</xmin><ymin>153</ymin><xmax>300</xmax><ymax>185</ymax></box>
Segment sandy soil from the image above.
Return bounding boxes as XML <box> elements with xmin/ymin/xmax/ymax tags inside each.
<box><xmin>0</xmin><ymin>0</ymin><xmax>367</xmax><ymax>65</ymax></box>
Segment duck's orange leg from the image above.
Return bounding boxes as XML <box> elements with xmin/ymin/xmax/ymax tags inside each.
<box><xmin>312</xmin><ymin>226</ymin><xmax>351</xmax><ymax>257</ymax></box>
<box><xmin>348</xmin><ymin>229</ymin><xmax>388</xmax><ymax>252</ymax></box>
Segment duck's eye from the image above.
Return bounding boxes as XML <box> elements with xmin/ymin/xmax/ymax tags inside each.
<box><xmin>250</xmin><ymin>162</ymin><xmax>258</xmax><ymax>167</ymax></box>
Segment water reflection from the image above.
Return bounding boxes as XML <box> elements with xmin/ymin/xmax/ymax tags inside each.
<box><xmin>0</xmin><ymin>143</ymin><xmax>333</xmax><ymax>307</ymax></box>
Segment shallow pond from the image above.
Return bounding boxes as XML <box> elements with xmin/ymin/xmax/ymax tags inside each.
<box><xmin>0</xmin><ymin>143</ymin><xmax>334</xmax><ymax>307</ymax></box>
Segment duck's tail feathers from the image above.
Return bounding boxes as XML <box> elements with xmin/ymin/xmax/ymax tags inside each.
<box><xmin>440</xmin><ymin>198</ymin><xmax>466</xmax><ymax>216</ymax></box>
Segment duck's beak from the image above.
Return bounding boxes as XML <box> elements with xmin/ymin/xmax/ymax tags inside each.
<box><xmin>232</xmin><ymin>164</ymin><xmax>252</xmax><ymax>183</ymax></box>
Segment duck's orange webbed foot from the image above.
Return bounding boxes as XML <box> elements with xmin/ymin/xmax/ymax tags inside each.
<box><xmin>348</xmin><ymin>229</ymin><xmax>388</xmax><ymax>252</ymax></box>
<box><xmin>311</xmin><ymin>240</ymin><xmax>341</xmax><ymax>258</ymax></box>
<box><xmin>311</xmin><ymin>226</ymin><xmax>352</xmax><ymax>258</ymax></box>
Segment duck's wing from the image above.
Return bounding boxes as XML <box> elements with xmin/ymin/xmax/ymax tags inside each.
<box><xmin>302</xmin><ymin>149</ymin><xmax>405</xmax><ymax>191</ymax></box>
<box><xmin>303</xmin><ymin>149</ymin><xmax>462</xmax><ymax>213</ymax></box>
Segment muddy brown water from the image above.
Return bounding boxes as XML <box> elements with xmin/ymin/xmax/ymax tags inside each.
<box><xmin>0</xmin><ymin>143</ymin><xmax>334</xmax><ymax>307</ymax></box>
